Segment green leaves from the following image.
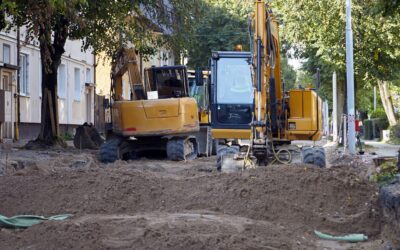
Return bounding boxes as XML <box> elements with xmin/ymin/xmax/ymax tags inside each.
<box><xmin>187</xmin><ymin>0</ymin><xmax>252</xmax><ymax>68</ymax></box>
<box><xmin>275</xmin><ymin>0</ymin><xmax>400</xmax><ymax>82</ymax></box>
<box><xmin>1</xmin><ymin>0</ymin><xmax>198</xmax><ymax>63</ymax></box>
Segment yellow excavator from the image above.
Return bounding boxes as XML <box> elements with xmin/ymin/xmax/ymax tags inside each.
<box><xmin>100</xmin><ymin>48</ymin><xmax>206</xmax><ymax>163</ymax></box>
<box><xmin>208</xmin><ymin>1</ymin><xmax>325</xmax><ymax>171</ymax></box>
<box><xmin>188</xmin><ymin>69</ymin><xmax>216</xmax><ymax>156</ymax></box>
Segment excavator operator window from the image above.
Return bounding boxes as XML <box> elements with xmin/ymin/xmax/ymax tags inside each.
<box><xmin>216</xmin><ymin>57</ymin><xmax>253</xmax><ymax>125</ymax></box>
<box><xmin>148</xmin><ymin>68</ymin><xmax>187</xmax><ymax>99</ymax></box>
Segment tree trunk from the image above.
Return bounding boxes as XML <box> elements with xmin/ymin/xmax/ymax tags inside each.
<box><xmin>336</xmin><ymin>79</ymin><xmax>346</xmax><ymax>140</ymax></box>
<box><xmin>25</xmin><ymin>15</ymin><xmax>69</xmax><ymax>148</ymax></box>
<box><xmin>38</xmin><ymin>63</ymin><xmax>60</xmax><ymax>142</ymax></box>
<box><xmin>377</xmin><ymin>80</ymin><xmax>397</xmax><ymax>126</ymax></box>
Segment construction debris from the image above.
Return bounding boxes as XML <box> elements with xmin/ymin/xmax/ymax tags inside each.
<box><xmin>0</xmin><ymin>214</ymin><xmax>72</xmax><ymax>229</ymax></box>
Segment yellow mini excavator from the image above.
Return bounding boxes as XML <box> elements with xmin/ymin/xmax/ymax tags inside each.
<box><xmin>208</xmin><ymin>1</ymin><xmax>325</xmax><ymax>171</ymax></box>
<box><xmin>99</xmin><ymin>48</ymin><xmax>205</xmax><ymax>163</ymax></box>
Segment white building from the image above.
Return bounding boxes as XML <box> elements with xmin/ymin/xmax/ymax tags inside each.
<box><xmin>0</xmin><ymin>28</ymin><xmax>95</xmax><ymax>141</ymax></box>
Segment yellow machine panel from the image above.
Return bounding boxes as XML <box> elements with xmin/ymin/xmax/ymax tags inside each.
<box><xmin>287</xmin><ymin>89</ymin><xmax>323</xmax><ymax>141</ymax></box>
<box><xmin>112</xmin><ymin>97</ymin><xmax>199</xmax><ymax>137</ymax></box>
<box><xmin>199</xmin><ymin>110</ymin><xmax>209</xmax><ymax>124</ymax></box>
<box><xmin>212</xmin><ymin>129</ymin><xmax>251</xmax><ymax>140</ymax></box>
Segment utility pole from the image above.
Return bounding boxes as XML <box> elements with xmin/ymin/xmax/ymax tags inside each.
<box><xmin>373</xmin><ymin>86</ymin><xmax>377</xmax><ymax>111</ymax></box>
<box><xmin>346</xmin><ymin>0</ymin><xmax>356</xmax><ymax>154</ymax></box>
<box><xmin>332</xmin><ymin>72</ymin><xmax>338</xmax><ymax>142</ymax></box>
<box><xmin>324</xmin><ymin>101</ymin><xmax>329</xmax><ymax>136</ymax></box>
<box><xmin>15</xmin><ymin>26</ymin><xmax>20</xmax><ymax>141</ymax></box>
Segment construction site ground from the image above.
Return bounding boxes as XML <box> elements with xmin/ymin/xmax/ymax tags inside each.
<box><xmin>0</xmin><ymin>140</ymin><xmax>399</xmax><ymax>249</ymax></box>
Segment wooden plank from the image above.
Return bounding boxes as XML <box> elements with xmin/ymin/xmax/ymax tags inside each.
<box><xmin>47</xmin><ymin>90</ymin><xmax>56</xmax><ymax>136</ymax></box>
<box><xmin>94</xmin><ymin>94</ymin><xmax>105</xmax><ymax>133</ymax></box>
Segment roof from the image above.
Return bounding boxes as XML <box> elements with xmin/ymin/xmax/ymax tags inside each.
<box><xmin>212</xmin><ymin>51</ymin><xmax>252</xmax><ymax>58</ymax></box>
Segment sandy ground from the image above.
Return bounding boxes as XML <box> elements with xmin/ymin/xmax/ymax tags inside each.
<box><xmin>0</xmin><ymin>141</ymin><xmax>397</xmax><ymax>249</ymax></box>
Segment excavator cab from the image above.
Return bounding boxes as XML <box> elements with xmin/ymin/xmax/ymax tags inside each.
<box><xmin>209</xmin><ymin>51</ymin><xmax>253</xmax><ymax>139</ymax></box>
<box><xmin>144</xmin><ymin>66</ymin><xmax>189</xmax><ymax>99</ymax></box>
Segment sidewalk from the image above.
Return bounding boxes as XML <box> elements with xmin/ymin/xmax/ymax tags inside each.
<box><xmin>363</xmin><ymin>140</ymin><xmax>400</xmax><ymax>157</ymax></box>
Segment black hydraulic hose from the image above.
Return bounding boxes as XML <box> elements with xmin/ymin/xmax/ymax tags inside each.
<box><xmin>257</xmin><ymin>37</ymin><xmax>262</xmax><ymax>92</ymax></box>
<box><xmin>269</xmin><ymin>77</ymin><xmax>277</xmax><ymax>133</ymax></box>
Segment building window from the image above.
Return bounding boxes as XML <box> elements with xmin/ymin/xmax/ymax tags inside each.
<box><xmin>3</xmin><ymin>44</ymin><xmax>10</xmax><ymax>64</ymax></box>
<box><xmin>86</xmin><ymin>68</ymin><xmax>91</xmax><ymax>83</ymax></box>
<box><xmin>74</xmin><ymin>67</ymin><xmax>81</xmax><ymax>101</ymax></box>
<box><xmin>20</xmin><ymin>53</ymin><xmax>29</xmax><ymax>95</ymax></box>
<box><xmin>58</xmin><ymin>64</ymin><xmax>66</xmax><ymax>98</ymax></box>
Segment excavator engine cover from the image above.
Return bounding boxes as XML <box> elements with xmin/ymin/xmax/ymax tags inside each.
<box><xmin>112</xmin><ymin>97</ymin><xmax>199</xmax><ymax>137</ymax></box>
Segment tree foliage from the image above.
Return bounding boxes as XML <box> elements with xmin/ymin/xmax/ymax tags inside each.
<box><xmin>376</xmin><ymin>0</ymin><xmax>400</xmax><ymax>16</ymax></box>
<box><xmin>187</xmin><ymin>0</ymin><xmax>252</xmax><ymax>68</ymax></box>
<box><xmin>280</xmin><ymin>55</ymin><xmax>297</xmax><ymax>91</ymax></box>
<box><xmin>275</xmin><ymin>0</ymin><xmax>400</xmax><ymax>84</ymax></box>
<box><xmin>0</xmin><ymin>0</ymin><xmax>197</xmax><ymax>146</ymax></box>
<box><xmin>1</xmin><ymin>0</ymin><xmax>198</xmax><ymax>68</ymax></box>
<box><xmin>274</xmin><ymin>0</ymin><xmax>400</xmax><ymax>121</ymax></box>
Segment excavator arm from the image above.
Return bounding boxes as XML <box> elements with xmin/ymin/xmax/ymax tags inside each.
<box><xmin>111</xmin><ymin>48</ymin><xmax>143</xmax><ymax>101</ymax></box>
<box><xmin>253</xmin><ymin>1</ymin><xmax>283</xmax><ymax>138</ymax></box>
<box><xmin>249</xmin><ymin>1</ymin><xmax>324</xmax><ymax>166</ymax></box>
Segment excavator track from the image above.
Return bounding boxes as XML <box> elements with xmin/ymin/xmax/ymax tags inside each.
<box><xmin>99</xmin><ymin>139</ymin><xmax>120</xmax><ymax>163</ymax></box>
<box><xmin>166</xmin><ymin>138</ymin><xmax>198</xmax><ymax>161</ymax></box>
<box><xmin>301</xmin><ymin>146</ymin><xmax>326</xmax><ymax>168</ymax></box>
<box><xmin>99</xmin><ymin>138</ymin><xmax>136</xmax><ymax>163</ymax></box>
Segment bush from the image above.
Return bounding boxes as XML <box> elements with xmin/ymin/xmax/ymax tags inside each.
<box><xmin>363</xmin><ymin>118</ymin><xmax>389</xmax><ymax>140</ymax></box>
<box><xmin>370</xmin><ymin>108</ymin><xmax>388</xmax><ymax>120</ymax></box>
<box><xmin>371</xmin><ymin>160</ymin><xmax>399</xmax><ymax>185</ymax></box>
<box><xmin>373</xmin><ymin>118</ymin><xmax>390</xmax><ymax>136</ymax></box>
<box><xmin>363</xmin><ymin>119</ymin><xmax>374</xmax><ymax>140</ymax></box>
<box><xmin>61</xmin><ymin>132</ymin><xmax>74</xmax><ymax>141</ymax></box>
<box><xmin>389</xmin><ymin>124</ymin><xmax>400</xmax><ymax>144</ymax></box>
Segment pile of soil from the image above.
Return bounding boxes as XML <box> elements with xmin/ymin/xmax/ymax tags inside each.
<box><xmin>380</xmin><ymin>179</ymin><xmax>400</xmax><ymax>247</ymax></box>
<box><xmin>0</xmin><ymin>147</ymin><xmax>390</xmax><ymax>249</ymax></box>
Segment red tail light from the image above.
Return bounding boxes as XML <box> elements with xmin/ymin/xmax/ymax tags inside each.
<box><xmin>125</xmin><ymin>127</ymin><xmax>137</xmax><ymax>132</ymax></box>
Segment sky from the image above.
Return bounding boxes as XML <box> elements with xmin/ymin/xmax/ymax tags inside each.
<box><xmin>288</xmin><ymin>58</ymin><xmax>303</xmax><ymax>70</ymax></box>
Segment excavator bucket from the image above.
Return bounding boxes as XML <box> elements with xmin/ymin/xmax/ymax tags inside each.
<box><xmin>74</xmin><ymin>123</ymin><xmax>104</xmax><ymax>150</ymax></box>
<box><xmin>217</xmin><ymin>146</ymin><xmax>253</xmax><ymax>173</ymax></box>
<box><xmin>220</xmin><ymin>154</ymin><xmax>245</xmax><ymax>173</ymax></box>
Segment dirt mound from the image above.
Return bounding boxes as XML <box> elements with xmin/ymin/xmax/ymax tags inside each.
<box><xmin>1</xmin><ymin>212</ymin><xmax>301</xmax><ymax>249</ymax></box>
<box><xmin>0</xmin><ymin>159</ymin><xmax>383</xmax><ymax>249</ymax></box>
<box><xmin>380</xmin><ymin>178</ymin><xmax>400</xmax><ymax>247</ymax></box>
<box><xmin>0</xmin><ymin>150</ymin><xmax>98</xmax><ymax>176</ymax></box>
